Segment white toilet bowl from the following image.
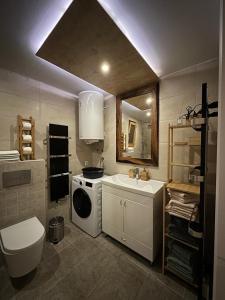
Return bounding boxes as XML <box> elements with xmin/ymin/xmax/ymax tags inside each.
<box><xmin>0</xmin><ymin>216</ymin><xmax>45</xmax><ymax>278</ymax></box>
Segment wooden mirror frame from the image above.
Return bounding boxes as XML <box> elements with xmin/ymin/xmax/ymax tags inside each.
<box><xmin>116</xmin><ymin>83</ymin><xmax>159</xmax><ymax>166</ymax></box>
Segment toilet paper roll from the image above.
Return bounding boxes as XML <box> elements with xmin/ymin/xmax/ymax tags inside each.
<box><xmin>22</xmin><ymin>121</ymin><xmax>32</xmax><ymax>130</ymax></box>
<box><xmin>22</xmin><ymin>134</ymin><xmax>32</xmax><ymax>142</ymax></box>
<box><xmin>22</xmin><ymin>146</ymin><xmax>32</xmax><ymax>154</ymax></box>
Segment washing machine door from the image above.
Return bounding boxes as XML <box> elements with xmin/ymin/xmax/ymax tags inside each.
<box><xmin>73</xmin><ymin>188</ymin><xmax>92</xmax><ymax>218</ymax></box>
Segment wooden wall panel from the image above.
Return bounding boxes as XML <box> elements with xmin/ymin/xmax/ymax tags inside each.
<box><xmin>37</xmin><ymin>0</ymin><xmax>158</xmax><ymax>95</ymax></box>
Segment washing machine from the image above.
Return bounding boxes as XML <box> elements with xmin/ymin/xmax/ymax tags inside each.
<box><xmin>72</xmin><ymin>174</ymin><xmax>106</xmax><ymax>237</ymax></box>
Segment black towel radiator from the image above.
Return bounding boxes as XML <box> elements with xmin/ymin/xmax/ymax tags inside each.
<box><xmin>47</xmin><ymin>123</ymin><xmax>71</xmax><ymax>202</ymax></box>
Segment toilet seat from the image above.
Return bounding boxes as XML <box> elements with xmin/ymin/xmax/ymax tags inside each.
<box><xmin>0</xmin><ymin>217</ymin><xmax>45</xmax><ymax>254</ymax></box>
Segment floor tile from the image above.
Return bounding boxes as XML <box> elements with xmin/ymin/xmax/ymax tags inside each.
<box><xmin>136</xmin><ymin>273</ymin><xmax>182</xmax><ymax>300</ymax></box>
<box><xmin>0</xmin><ymin>222</ymin><xmax>198</xmax><ymax>300</ymax></box>
<box><xmin>87</xmin><ymin>252</ymin><xmax>147</xmax><ymax>300</ymax></box>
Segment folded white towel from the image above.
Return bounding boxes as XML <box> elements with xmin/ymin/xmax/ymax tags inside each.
<box><xmin>22</xmin><ymin>146</ymin><xmax>32</xmax><ymax>154</ymax></box>
<box><xmin>0</xmin><ymin>150</ymin><xmax>19</xmax><ymax>155</ymax></box>
<box><xmin>167</xmin><ymin>188</ymin><xmax>199</xmax><ymax>204</ymax></box>
<box><xmin>0</xmin><ymin>157</ymin><xmax>19</xmax><ymax>161</ymax></box>
<box><xmin>22</xmin><ymin>134</ymin><xmax>32</xmax><ymax>142</ymax></box>
<box><xmin>169</xmin><ymin>199</ymin><xmax>198</xmax><ymax>208</ymax></box>
<box><xmin>0</xmin><ymin>155</ymin><xmax>20</xmax><ymax>158</ymax></box>
<box><xmin>22</xmin><ymin>121</ymin><xmax>32</xmax><ymax>130</ymax></box>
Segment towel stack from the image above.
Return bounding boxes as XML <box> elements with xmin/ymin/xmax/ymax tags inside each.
<box><xmin>166</xmin><ymin>189</ymin><xmax>199</xmax><ymax>221</ymax></box>
<box><xmin>0</xmin><ymin>150</ymin><xmax>20</xmax><ymax>161</ymax></box>
<box><xmin>167</xmin><ymin>240</ymin><xmax>198</xmax><ymax>283</ymax></box>
<box><xmin>168</xmin><ymin>216</ymin><xmax>199</xmax><ymax>246</ymax></box>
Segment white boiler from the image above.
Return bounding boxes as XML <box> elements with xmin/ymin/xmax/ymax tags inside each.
<box><xmin>79</xmin><ymin>91</ymin><xmax>104</xmax><ymax>144</ymax></box>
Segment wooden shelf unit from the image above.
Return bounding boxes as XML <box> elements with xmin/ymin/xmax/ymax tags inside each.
<box><xmin>17</xmin><ymin>115</ymin><xmax>35</xmax><ymax>160</ymax></box>
<box><xmin>163</xmin><ymin>83</ymin><xmax>209</xmax><ymax>299</ymax></box>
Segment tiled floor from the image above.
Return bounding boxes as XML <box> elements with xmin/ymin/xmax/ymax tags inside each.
<box><xmin>0</xmin><ymin>222</ymin><xmax>197</xmax><ymax>300</ymax></box>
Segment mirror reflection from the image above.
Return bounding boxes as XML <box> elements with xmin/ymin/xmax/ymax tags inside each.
<box><xmin>121</xmin><ymin>92</ymin><xmax>152</xmax><ymax>159</ymax></box>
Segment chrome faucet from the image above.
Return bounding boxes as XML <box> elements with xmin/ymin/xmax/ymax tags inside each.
<box><xmin>135</xmin><ymin>168</ymin><xmax>140</xmax><ymax>179</ymax></box>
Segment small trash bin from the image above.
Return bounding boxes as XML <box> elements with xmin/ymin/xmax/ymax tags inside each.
<box><xmin>49</xmin><ymin>216</ymin><xmax>64</xmax><ymax>244</ymax></box>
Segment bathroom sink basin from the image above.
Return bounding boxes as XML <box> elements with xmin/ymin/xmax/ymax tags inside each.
<box><xmin>101</xmin><ymin>174</ymin><xmax>165</xmax><ymax>197</ymax></box>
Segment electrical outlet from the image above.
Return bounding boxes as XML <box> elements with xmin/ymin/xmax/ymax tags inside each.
<box><xmin>84</xmin><ymin>161</ymin><xmax>88</xmax><ymax>167</ymax></box>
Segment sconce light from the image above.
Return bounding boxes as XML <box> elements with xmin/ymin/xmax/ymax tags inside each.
<box><xmin>146</xmin><ymin>97</ymin><xmax>152</xmax><ymax>105</ymax></box>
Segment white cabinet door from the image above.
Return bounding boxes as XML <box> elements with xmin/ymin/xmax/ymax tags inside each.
<box><xmin>102</xmin><ymin>190</ymin><xmax>123</xmax><ymax>241</ymax></box>
<box><xmin>123</xmin><ymin>199</ymin><xmax>153</xmax><ymax>260</ymax></box>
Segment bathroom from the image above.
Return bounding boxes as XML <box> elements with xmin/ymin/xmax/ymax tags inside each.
<box><xmin>0</xmin><ymin>0</ymin><xmax>224</xmax><ymax>299</ymax></box>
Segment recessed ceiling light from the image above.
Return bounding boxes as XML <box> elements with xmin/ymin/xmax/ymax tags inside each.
<box><xmin>101</xmin><ymin>62</ymin><xmax>110</xmax><ymax>74</ymax></box>
<box><xmin>146</xmin><ymin>111</ymin><xmax>151</xmax><ymax>117</ymax></box>
<box><xmin>146</xmin><ymin>97</ymin><xmax>152</xmax><ymax>105</ymax></box>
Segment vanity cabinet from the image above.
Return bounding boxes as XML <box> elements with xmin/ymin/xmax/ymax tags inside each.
<box><xmin>102</xmin><ymin>184</ymin><xmax>163</xmax><ymax>262</ymax></box>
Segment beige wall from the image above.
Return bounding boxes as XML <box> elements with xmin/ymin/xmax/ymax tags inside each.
<box><xmin>0</xmin><ymin>68</ymin><xmax>93</xmax><ymax>223</ymax></box>
<box><xmin>100</xmin><ymin>60</ymin><xmax>218</xmax><ymax>182</ymax></box>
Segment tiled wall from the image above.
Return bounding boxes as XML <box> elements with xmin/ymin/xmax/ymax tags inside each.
<box><xmin>0</xmin><ymin>160</ymin><xmax>45</xmax><ymax>229</ymax></box>
<box><xmin>0</xmin><ymin>68</ymin><xmax>93</xmax><ymax>224</ymax></box>
<box><xmin>100</xmin><ymin>60</ymin><xmax>218</xmax><ymax>181</ymax></box>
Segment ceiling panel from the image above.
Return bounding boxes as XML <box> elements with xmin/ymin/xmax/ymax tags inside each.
<box><xmin>37</xmin><ymin>0</ymin><xmax>158</xmax><ymax>95</ymax></box>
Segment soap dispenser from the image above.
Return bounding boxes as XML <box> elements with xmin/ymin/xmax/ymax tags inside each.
<box><xmin>140</xmin><ymin>168</ymin><xmax>150</xmax><ymax>181</ymax></box>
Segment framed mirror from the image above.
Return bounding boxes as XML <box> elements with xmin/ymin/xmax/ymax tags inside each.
<box><xmin>116</xmin><ymin>83</ymin><xmax>159</xmax><ymax>166</ymax></box>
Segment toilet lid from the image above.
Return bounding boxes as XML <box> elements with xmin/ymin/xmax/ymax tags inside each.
<box><xmin>0</xmin><ymin>217</ymin><xmax>45</xmax><ymax>254</ymax></box>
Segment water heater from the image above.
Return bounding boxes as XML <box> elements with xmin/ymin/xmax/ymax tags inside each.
<box><xmin>79</xmin><ymin>91</ymin><xmax>104</xmax><ymax>144</ymax></box>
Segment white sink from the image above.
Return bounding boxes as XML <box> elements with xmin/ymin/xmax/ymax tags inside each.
<box><xmin>101</xmin><ymin>174</ymin><xmax>165</xmax><ymax>197</ymax></box>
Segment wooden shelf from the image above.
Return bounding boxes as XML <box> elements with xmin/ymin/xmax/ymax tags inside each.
<box><xmin>170</xmin><ymin>162</ymin><xmax>200</xmax><ymax>168</ymax></box>
<box><xmin>170</xmin><ymin>124</ymin><xmax>193</xmax><ymax>129</ymax></box>
<box><xmin>164</xmin><ymin>265</ymin><xmax>199</xmax><ymax>289</ymax></box>
<box><xmin>171</xmin><ymin>145</ymin><xmax>200</xmax><ymax>148</ymax></box>
<box><xmin>166</xmin><ymin>182</ymin><xmax>200</xmax><ymax>195</ymax></box>
<box><xmin>170</xmin><ymin>118</ymin><xmax>205</xmax><ymax>129</ymax></box>
<box><xmin>172</xmin><ymin>142</ymin><xmax>188</xmax><ymax>146</ymax></box>
<box><xmin>165</xmin><ymin>233</ymin><xmax>199</xmax><ymax>251</ymax></box>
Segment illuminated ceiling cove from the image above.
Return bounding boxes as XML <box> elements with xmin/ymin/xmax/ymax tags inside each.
<box><xmin>0</xmin><ymin>0</ymin><xmax>219</xmax><ymax>96</ymax></box>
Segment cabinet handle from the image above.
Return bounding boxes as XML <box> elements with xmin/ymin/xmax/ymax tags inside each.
<box><xmin>120</xmin><ymin>200</ymin><xmax>122</xmax><ymax>206</ymax></box>
<box><xmin>121</xmin><ymin>237</ymin><xmax>126</xmax><ymax>242</ymax></box>
<box><xmin>124</xmin><ymin>201</ymin><xmax>126</xmax><ymax>208</ymax></box>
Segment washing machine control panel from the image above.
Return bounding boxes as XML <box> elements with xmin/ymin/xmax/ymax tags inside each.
<box><xmin>73</xmin><ymin>177</ymin><xmax>93</xmax><ymax>189</ymax></box>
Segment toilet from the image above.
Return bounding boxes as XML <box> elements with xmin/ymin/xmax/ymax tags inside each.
<box><xmin>0</xmin><ymin>216</ymin><xmax>45</xmax><ymax>278</ymax></box>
